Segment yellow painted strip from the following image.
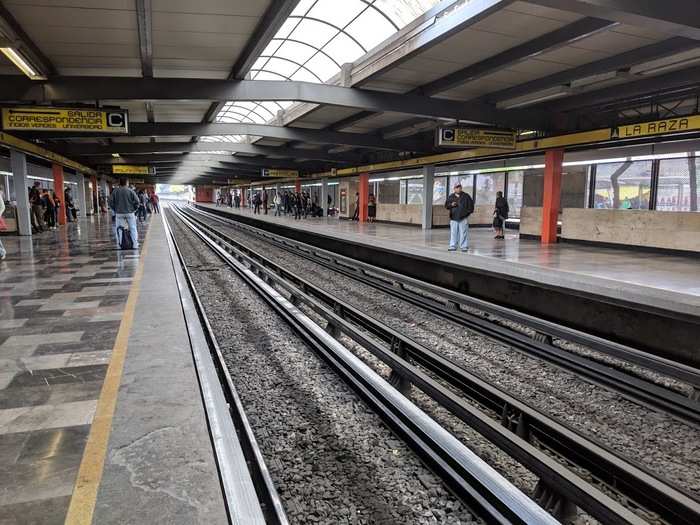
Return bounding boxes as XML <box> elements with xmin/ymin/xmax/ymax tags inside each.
<box><xmin>64</xmin><ymin>232</ymin><xmax>150</xmax><ymax>525</ymax></box>
<box><xmin>0</xmin><ymin>131</ymin><xmax>96</xmax><ymax>175</ymax></box>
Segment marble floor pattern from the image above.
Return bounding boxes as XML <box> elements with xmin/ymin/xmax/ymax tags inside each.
<box><xmin>0</xmin><ymin>215</ymin><xmax>149</xmax><ymax>524</ymax></box>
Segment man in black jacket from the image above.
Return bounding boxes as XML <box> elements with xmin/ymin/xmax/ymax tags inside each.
<box><xmin>445</xmin><ymin>183</ymin><xmax>474</xmax><ymax>251</ymax></box>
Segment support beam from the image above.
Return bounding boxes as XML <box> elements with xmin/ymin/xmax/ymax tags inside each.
<box><xmin>486</xmin><ymin>37</ymin><xmax>699</xmax><ymax>103</ymax></box>
<box><xmin>135</xmin><ymin>0</ymin><xmax>153</xmax><ymax>77</ymax></box>
<box><xmin>422</xmin><ymin>165</ymin><xmax>435</xmax><ymax>230</ymax></box>
<box><xmin>541</xmin><ymin>149</ymin><xmax>563</xmax><ymax>244</ymax></box>
<box><xmin>10</xmin><ymin>149</ymin><xmax>31</xmax><ymax>235</ymax></box>
<box><xmin>90</xmin><ymin>154</ymin><xmax>266</xmax><ymax>166</ymax></box>
<box><xmin>526</xmin><ymin>0</ymin><xmax>700</xmax><ymax>40</ymax></box>
<box><xmin>58</xmin><ymin>140</ymin><xmax>359</xmax><ymax>163</ymax></box>
<box><xmin>416</xmin><ymin>17</ymin><xmax>616</xmax><ymax>96</ymax></box>
<box><xmin>0</xmin><ymin>2</ymin><xmax>54</xmax><ymax>77</ymax></box>
<box><xmin>0</xmin><ymin>76</ymin><xmax>542</xmax><ymax>127</ymax></box>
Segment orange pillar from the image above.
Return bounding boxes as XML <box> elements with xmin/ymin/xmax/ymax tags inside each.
<box><xmin>295</xmin><ymin>178</ymin><xmax>301</xmax><ymax>192</ymax></box>
<box><xmin>541</xmin><ymin>149</ymin><xmax>563</xmax><ymax>244</ymax></box>
<box><xmin>53</xmin><ymin>163</ymin><xmax>66</xmax><ymax>225</ymax></box>
<box><xmin>358</xmin><ymin>173</ymin><xmax>369</xmax><ymax>223</ymax></box>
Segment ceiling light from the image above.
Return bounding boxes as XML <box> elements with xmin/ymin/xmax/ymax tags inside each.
<box><xmin>0</xmin><ymin>46</ymin><xmax>47</xmax><ymax>80</ymax></box>
<box><xmin>497</xmin><ymin>86</ymin><xmax>571</xmax><ymax>110</ymax></box>
<box><xmin>636</xmin><ymin>56</ymin><xmax>700</xmax><ymax>76</ymax></box>
<box><xmin>112</xmin><ymin>153</ymin><xmax>121</xmax><ymax>158</ymax></box>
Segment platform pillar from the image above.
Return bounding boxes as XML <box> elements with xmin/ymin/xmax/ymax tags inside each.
<box><xmin>421</xmin><ymin>164</ymin><xmax>435</xmax><ymax>230</ymax></box>
<box><xmin>90</xmin><ymin>175</ymin><xmax>98</xmax><ymax>214</ymax></box>
<box><xmin>542</xmin><ymin>149</ymin><xmax>563</xmax><ymax>244</ymax></box>
<box><xmin>295</xmin><ymin>178</ymin><xmax>301</xmax><ymax>193</ymax></box>
<box><xmin>320</xmin><ymin>178</ymin><xmax>328</xmax><ymax>216</ymax></box>
<box><xmin>358</xmin><ymin>173</ymin><xmax>369</xmax><ymax>222</ymax></box>
<box><xmin>10</xmin><ymin>149</ymin><xmax>31</xmax><ymax>236</ymax></box>
<box><xmin>53</xmin><ymin>164</ymin><xmax>67</xmax><ymax>225</ymax></box>
<box><xmin>75</xmin><ymin>172</ymin><xmax>87</xmax><ymax>220</ymax></box>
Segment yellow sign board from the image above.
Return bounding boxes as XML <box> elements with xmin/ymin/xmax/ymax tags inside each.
<box><xmin>111</xmin><ymin>165</ymin><xmax>153</xmax><ymax>175</ymax></box>
<box><xmin>262</xmin><ymin>169</ymin><xmax>299</xmax><ymax>178</ymax></box>
<box><xmin>0</xmin><ymin>131</ymin><xmax>96</xmax><ymax>175</ymax></box>
<box><xmin>1</xmin><ymin>106</ymin><xmax>128</xmax><ymax>134</ymax></box>
<box><xmin>437</xmin><ymin>128</ymin><xmax>516</xmax><ymax>149</ymax></box>
<box><xmin>613</xmin><ymin>115</ymin><xmax>700</xmax><ymax>140</ymax></box>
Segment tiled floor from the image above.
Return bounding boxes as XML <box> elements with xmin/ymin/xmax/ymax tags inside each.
<box><xmin>0</xmin><ymin>214</ymin><xmax>147</xmax><ymax>524</ymax></box>
<box><xmin>200</xmin><ymin>204</ymin><xmax>700</xmax><ymax>312</ymax></box>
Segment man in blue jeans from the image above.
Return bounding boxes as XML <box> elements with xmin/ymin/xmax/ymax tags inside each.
<box><xmin>108</xmin><ymin>177</ymin><xmax>140</xmax><ymax>249</ymax></box>
<box><xmin>445</xmin><ymin>183</ymin><xmax>474</xmax><ymax>252</ymax></box>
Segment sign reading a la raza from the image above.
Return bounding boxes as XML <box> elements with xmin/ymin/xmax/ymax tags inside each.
<box><xmin>613</xmin><ymin>115</ymin><xmax>700</xmax><ymax>140</ymax></box>
<box><xmin>437</xmin><ymin>127</ymin><xmax>516</xmax><ymax>149</ymax></box>
<box><xmin>2</xmin><ymin>107</ymin><xmax>128</xmax><ymax>134</ymax></box>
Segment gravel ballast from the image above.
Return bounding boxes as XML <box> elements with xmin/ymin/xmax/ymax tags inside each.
<box><xmin>168</xmin><ymin>211</ymin><xmax>480</xmax><ymax>525</ymax></box>
<box><xmin>188</xmin><ymin>209</ymin><xmax>700</xmax><ymax>498</ymax></box>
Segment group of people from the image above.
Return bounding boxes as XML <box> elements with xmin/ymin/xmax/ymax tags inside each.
<box><xmin>108</xmin><ymin>178</ymin><xmax>160</xmax><ymax>250</ymax></box>
<box><xmin>349</xmin><ymin>192</ymin><xmax>377</xmax><ymax>222</ymax></box>
<box><xmin>27</xmin><ymin>181</ymin><xmax>78</xmax><ymax>234</ymax></box>
<box><xmin>445</xmin><ymin>184</ymin><xmax>509</xmax><ymax>251</ymax></box>
<box><xmin>136</xmin><ymin>189</ymin><xmax>160</xmax><ymax>222</ymax></box>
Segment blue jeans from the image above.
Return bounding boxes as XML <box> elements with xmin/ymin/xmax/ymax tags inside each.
<box><xmin>114</xmin><ymin>213</ymin><xmax>139</xmax><ymax>248</ymax></box>
<box><xmin>449</xmin><ymin>218</ymin><xmax>469</xmax><ymax>250</ymax></box>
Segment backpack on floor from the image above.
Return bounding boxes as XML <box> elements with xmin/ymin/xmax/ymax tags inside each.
<box><xmin>117</xmin><ymin>225</ymin><xmax>133</xmax><ymax>250</ymax></box>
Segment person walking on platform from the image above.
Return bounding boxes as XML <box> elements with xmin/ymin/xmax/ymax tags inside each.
<box><xmin>150</xmin><ymin>191</ymin><xmax>160</xmax><ymax>213</ymax></box>
<box><xmin>137</xmin><ymin>190</ymin><xmax>149</xmax><ymax>222</ymax></box>
<box><xmin>109</xmin><ymin>177</ymin><xmax>140</xmax><ymax>249</ymax></box>
<box><xmin>29</xmin><ymin>182</ymin><xmax>44</xmax><ymax>233</ymax></box>
<box><xmin>493</xmin><ymin>190</ymin><xmax>509</xmax><ymax>240</ymax></box>
<box><xmin>234</xmin><ymin>193</ymin><xmax>241</xmax><ymax>208</ymax></box>
<box><xmin>367</xmin><ymin>193</ymin><xmax>376</xmax><ymax>223</ymax></box>
<box><xmin>293</xmin><ymin>192</ymin><xmax>302</xmax><ymax>220</ymax></box>
<box><xmin>252</xmin><ymin>191</ymin><xmax>261</xmax><ymax>214</ymax></box>
<box><xmin>445</xmin><ymin>183</ymin><xmax>474</xmax><ymax>252</ymax></box>
<box><xmin>351</xmin><ymin>192</ymin><xmax>360</xmax><ymax>221</ymax></box>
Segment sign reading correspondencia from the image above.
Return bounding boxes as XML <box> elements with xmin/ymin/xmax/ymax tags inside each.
<box><xmin>437</xmin><ymin>128</ymin><xmax>516</xmax><ymax>149</ymax></box>
<box><xmin>111</xmin><ymin>165</ymin><xmax>154</xmax><ymax>175</ymax></box>
<box><xmin>1</xmin><ymin>107</ymin><xmax>128</xmax><ymax>134</ymax></box>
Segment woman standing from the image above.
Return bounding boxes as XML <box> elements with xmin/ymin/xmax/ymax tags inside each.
<box><xmin>493</xmin><ymin>191</ymin><xmax>509</xmax><ymax>239</ymax></box>
<box><xmin>42</xmin><ymin>189</ymin><xmax>56</xmax><ymax>230</ymax></box>
<box><xmin>367</xmin><ymin>194</ymin><xmax>377</xmax><ymax>223</ymax></box>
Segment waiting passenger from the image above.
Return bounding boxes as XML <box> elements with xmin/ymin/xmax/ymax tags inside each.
<box><xmin>150</xmin><ymin>191</ymin><xmax>160</xmax><ymax>213</ymax></box>
<box><xmin>64</xmin><ymin>187</ymin><xmax>76</xmax><ymax>222</ymax></box>
<box><xmin>493</xmin><ymin>191</ymin><xmax>509</xmax><ymax>240</ymax></box>
<box><xmin>293</xmin><ymin>192</ymin><xmax>302</xmax><ymax>220</ymax></box>
<box><xmin>29</xmin><ymin>182</ymin><xmax>44</xmax><ymax>233</ymax></box>
<box><xmin>252</xmin><ymin>192</ymin><xmax>261</xmax><ymax>214</ymax></box>
<box><xmin>109</xmin><ymin>177</ymin><xmax>140</xmax><ymax>249</ymax></box>
<box><xmin>274</xmin><ymin>192</ymin><xmax>282</xmax><ymax>216</ymax></box>
<box><xmin>262</xmin><ymin>188</ymin><xmax>268</xmax><ymax>214</ymax></box>
<box><xmin>42</xmin><ymin>189</ymin><xmax>56</xmax><ymax>230</ymax></box>
<box><xmin>367</xmin><ymin>193</ymin><xmax>376</xmax><ymax>223</ymax></box>
<box><xmin>352</xmin><ymin>192</ymin><xmax>360</xmax><ymax>221</ymax></box>
<box><xmin>445</xmin><ymin>183</ymin><xmax>474</xmax><ymax>252</ymax></box>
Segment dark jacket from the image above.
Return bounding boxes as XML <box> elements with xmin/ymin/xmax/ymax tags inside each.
<box><xmin>495</xmin><ymin>196</ymin><xmax>509</xmax><ymax>218</ymax></box>
<box><xmin>109</xmin><ymin>186</ymin><xmax>140</xmax><ymax>214</ymax></box>
<box><xmin>445</xmin><ymin>192</ymin><xmax>474</xmax><ymax>221</ymax></box>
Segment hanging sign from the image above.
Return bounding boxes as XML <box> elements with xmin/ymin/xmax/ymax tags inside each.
<box><xmin>1</xmin><ymin>107</ymin><xmax>129</xmax><ymax>134</ymax></box>
<box><xmin>612</xmin><ymin>115</ymin><xmax>700</xmax><ymax>140</ymax></box>
<box><xmin>111</xmin><ymin>165</ymin><xmax>155</xmax><ymax>175</ymax></box>
<box><xmin>262</xmin><ymin>169</ymin><xmax>299</xmax><ymax>178</ymax></box>
<box><xmin>437</xmin><ymin>127</ymin><xmax>516</xmax><ymax>149</ymax></box>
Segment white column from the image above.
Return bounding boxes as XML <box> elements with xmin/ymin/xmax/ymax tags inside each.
<box><xmin>421</xmin><ymin>164</ymin><xmax>435</xmax><ymax>230</ymax></box>
<box><xmin>320</xmin><ymin>178</ymin><xmax>329</xmax><ymax>216</ymax></box>
<box><xmin>10</xmin><ymin>150</ymin><xmax>32</xmax><ymax>236</ymax></box>
<box><xmin>75</xmin><ymin>173</ymin><xmax>87</xmax><ymax>219</ymax></box>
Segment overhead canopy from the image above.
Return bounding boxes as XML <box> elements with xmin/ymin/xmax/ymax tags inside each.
<box><xmin>1</xmin><ymin>0</ymin><xmax>699</xmax><ymax>183</ymax></box>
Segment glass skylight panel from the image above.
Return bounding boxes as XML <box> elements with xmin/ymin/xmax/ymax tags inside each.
<box><xmin>214</xmin><ymin>0</ymin><xmax>442</xmax><ymax>143</ymax></box>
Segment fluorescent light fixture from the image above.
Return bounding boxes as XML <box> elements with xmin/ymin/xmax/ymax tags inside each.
<box><xmin>519</xmin><ymin>130</ymin><xmax>536</xmax><ymax>136</ymax></box>
<box><xmin>111</xmin><ymin>153</ymin><xmax>121</xmax><ymax>158</ymax></box>
<box><xmin>637</xmin><ymin>56</ymin><xmax>700</xmax><ymax>76</ymax></box>
<box><xmin>497</xmin><ymin>86</ymin><xmax>571</xmax><ymax>110</ymax></box>
<box><xmin>0</xmin><ymin>47</ymin><xmax>46</xmax><ymax>80</ymax></box>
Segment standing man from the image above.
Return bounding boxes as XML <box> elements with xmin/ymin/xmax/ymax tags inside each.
<box><xmin>445</xmin><ymin>183</ymin><xmax>474</xmax><ymax>252</ymax></box>
<box><xmin>109</xmin><ymin>177</ymin><xmax>140</xmax><ymax>249</ymax></box>
<box><xmin>29</xmin><ymin>182</ymin><xmax>44</xmax><ymax>233</ymax></box>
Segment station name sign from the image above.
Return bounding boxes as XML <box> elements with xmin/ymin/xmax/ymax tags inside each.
<box><xmin>1</xmin><ymin>107</ymin><xmax>129</xmax><ymax>134</ymax></box>
<box><xmin>437</xmin><ymin>127</ymin><xmax>516</xmax><ymax>149</ymax></box>
<box><xmin>111</xmin><ymin>165</ymin><xmax>154</xmax><ymax>175</ymax></box>
<box><xmin>262</xmin><ymin>169</ymin><xmax>299</xmax><ymax>178</ymax></box>
<box><xmin>612</xmin><ymin>115</ymin><xmax>700</xmax><ymax>140</ymax></box>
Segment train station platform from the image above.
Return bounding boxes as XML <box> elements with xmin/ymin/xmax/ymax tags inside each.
<box><xmin>198</xmin><ymin>203</ymin><xmax>699</xmax><ymax>315</ymax></box>
<box><xmin>0</xmin><ymin>213</ymin><xmax>227</xmax><ymax>524</ymax></box>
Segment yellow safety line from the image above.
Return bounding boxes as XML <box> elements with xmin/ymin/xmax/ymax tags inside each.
<box><xmin>64</xmin><ymin>230</ymin><xmax>151</xmax><ymax>525</ymax></box>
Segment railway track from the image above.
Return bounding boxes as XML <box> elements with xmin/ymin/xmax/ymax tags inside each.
<box><xmin>172</xmin><ymin>203</ymin><xmax>700</xmax><ymax>525</ymax></box>
<box><xmin>164</xmin><ymin>207</ymin><xmax>559</xmax><ymax>525</ymax></box>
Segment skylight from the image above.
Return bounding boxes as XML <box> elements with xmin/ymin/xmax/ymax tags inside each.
<box><xmin>203</xmin><ymin>0</ymin><xmax>441</xmax><ymax>145</ymax></box>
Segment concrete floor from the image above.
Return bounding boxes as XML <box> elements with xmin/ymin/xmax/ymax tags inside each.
<box><xmin>0</xmin><ymin>213</ymin><xmax>227</xmax><ymax>524</ymax></box>
<box><xmin>201</xmin><ymin>203</ymin><xmax>700</xmax><ymax>315</ymax></box>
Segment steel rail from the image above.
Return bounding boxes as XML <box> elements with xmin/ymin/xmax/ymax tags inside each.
<box><xmin>171</xmin><ymin>205</ymin><xmax>699</xmax><ymax>525</ymax></box>
<box><xmin>167</xmin><ymin>206</ymin><xmax>560</xmax><ymax>525</ymax></box>
<box><xmin>162</xmin><ymin>209</ymin><xmax>289</xmax><ymax>525</ymax></box>
<box><xmin>189</xmin><ymin>205</ymin><xmax>700</xmax><ymax>418</ymax></box>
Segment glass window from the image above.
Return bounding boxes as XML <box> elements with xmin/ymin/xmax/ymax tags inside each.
<box><xmin>657</xmin><ymin>157</ymin><xmax>699</xmax><ymax>212</ymax></box>
<box><xmin>507</xmin><ymin>171</ymin><xmax>523</xmax><ymax>218</ymax></box>
<box><xmin>378</xmin><ymin>180</ymin><xmax>400</xmax><ymax>203</ymax></box>
<box><xmin>594</xmin><ymin>161</ymin><xmax>652</xmax><ymax>210</ymax></box>
<box><xmin>448</xmin><ymin>174</ymin><xmax>474</xmax><ymax>197</ymax></box>
<box><xmin>406</xmin><ymin>179</ymin><xmax>423</xmax><ymax>204</ymax></box>
<box><xmin>561</xmin><ymin>165</ymin><xmax>588</xmax><ymax>209</ymax></box>
<box><xmin>475</xmin><ymin>173</ymin><xmax>505</xmax><ymax>206</ymax></box>
<box><xmin>432</xmin><ymin>176</ymin><xmax>447</xmax><ymax>204</ymax></box>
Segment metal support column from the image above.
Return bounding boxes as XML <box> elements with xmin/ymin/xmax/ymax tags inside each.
<box><xmin>320</xmin><ymin>177</ymin><xmax>328</xmax><ymax>216</ymax></box>
<box><xmin>53</xmin><ymin>164</ymin><xmax>66</xmax><ymax>225</ymax></box>
<box><xmin>422</xmin><ymin>164</ymin><xmax>435</xmax><ymax>230</ymax></box>
<box><xmin>10</xmin><ymin>150</ymin><xmax>31</xmax><ymax>236</ymax></box>
<box><xmin>541</xmin><ymin>149</ymin><xmax>563</xmax><ymax>244</ymax></box>
<box><xmin>75</xmin><ymin>172</ymin><xmax>87</xmax><ymax>219</ymax></box>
